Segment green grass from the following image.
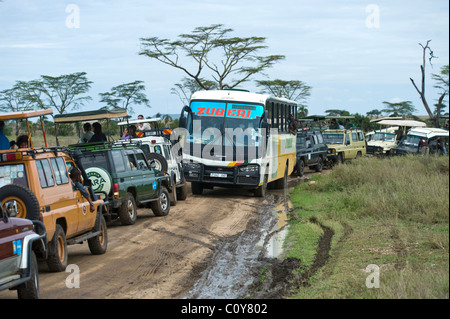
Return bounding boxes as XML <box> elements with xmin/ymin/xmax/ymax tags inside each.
<box><xmin>285</xmin><ymin>155</ymin><xmax>449</xmax><ymax>299</ymax></box>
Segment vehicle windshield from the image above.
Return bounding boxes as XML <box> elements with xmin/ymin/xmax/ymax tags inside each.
<box><xmin>186</xmin><ymin>100</ymin><xmax>264</xmax><ymax>147</ymax></box>
<box><xmin>373</xmin><ymin>132</ymin><xmax>396</xmax><ymax>142</ymax></box>
<box><xmin>323</xmin><ymin>133</ymin><xmax>344</xmax><ymax>144</ymax></box>
<box><xmin>399</xmin><ymin>135</ymin><xmax>423</xmax><ymax>147</ymax></box>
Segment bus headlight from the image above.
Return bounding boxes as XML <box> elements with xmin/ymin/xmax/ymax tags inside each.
<box><xmin>184</xmin><ymin>162</ymin><xmax>201</xmax><ymax>171</ymax></box>
<box><xmin>239</xmin><ymin>165</ymin><xmax>259</xmax><ymax>173</ymax></box>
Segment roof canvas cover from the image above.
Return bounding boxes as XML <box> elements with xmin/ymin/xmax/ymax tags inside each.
<box><xmin>53</xmin><ymin>108</ymin><xmax>127</xmax><ymax>123</ymax></box>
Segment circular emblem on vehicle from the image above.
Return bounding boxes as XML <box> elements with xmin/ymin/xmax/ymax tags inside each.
<box><xmin>85</xmin><ymin>167</ymin><xmax>112</xmax><ymax>197</ymax></box>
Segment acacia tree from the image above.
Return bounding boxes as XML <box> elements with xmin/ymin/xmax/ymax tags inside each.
<box><xmin>32</xmin><ymin>72</ymin><xmax>92</xmax><ymax>114</ymax></box>
<box><xmin>381</xmin><ymin>101</ymin><xmax>415</xmax><ymax>117</ymax></box>
<box><xmin>255</xmin><ymin>79</ymin><xmax>311</xmax><ymax>116</ymax></box>
<box><xmin>410</xmin><ymin>40</ymin><xmax>446</xmax><ymax>127</ymax></box>
<box><xmin>432</xmin><ymin>65</ymin><xmax>449</xmax><ymax>117</ymax></box>
<box><xmin>0</xmin><ymin>81</ymin><xmax>37</xmax><ymax>135</ymax></box>
<box><xmin>139</xmin><ymin>24</ymin><xmax>285</xmax><ymax>90</ymax></box>
<box><xmin>171</xmin><ymin>77</ymin><xmax>218</xmax><ymax>105</ymax></box>
<box><xmin>99</xmin><ymin>80</ymin><xmax>150</xmax><ymax>115</ymax></box>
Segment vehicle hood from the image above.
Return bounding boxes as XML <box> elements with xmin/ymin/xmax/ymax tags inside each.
<box><xmin>368</xmin><ymin>141</ymin><xmax>397</xmax><ymax>149</ymax></box>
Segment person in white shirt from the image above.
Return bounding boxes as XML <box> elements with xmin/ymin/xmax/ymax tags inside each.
<box><xmin>136</xmin><ymin>114</ymin><xmax>151</xmax><ymax>131</ymax></box>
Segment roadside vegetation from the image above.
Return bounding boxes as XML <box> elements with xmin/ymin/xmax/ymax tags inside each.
<box><xmin>285</xmin><ymin>155</ymin><xmax>449</xmax><ymax>299</ymax></box>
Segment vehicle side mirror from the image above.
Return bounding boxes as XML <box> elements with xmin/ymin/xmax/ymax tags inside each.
<box><xmin>346</xmin><ymin>140</ymin><xmax>350</xmax><ymax>145</ymax></box>
<box><xmin>149</xmin><ymin>160</ymin><xmax>157</xmax><ymax>169</ymax></box>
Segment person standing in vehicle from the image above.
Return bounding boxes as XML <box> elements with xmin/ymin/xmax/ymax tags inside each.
<box><xmin>89</xmin><ymin>122</ymin><xmax>107</xmax><ymax>143</ymax></box>
<box><xmin>16</xmin><ymin>135</ymin><xmax>29</xmax><ymax>148</ymax></box>
<box><xmin>0</xmin><ymin>121</ymin><xmax>10</xmax><ymax>150</ymax></box>
<box><xmin>136</xmin><ymin>115</ymin><xmax>151</xmax><ymax>131</ymax></box>
<box><xmin>78</xmin><ymin>122</ymin><xmax>94</xmax><ymax>143</ymax></box>
<box><xmin>418</xmin><ymin>137</ymin><xmax>429</xmax><ymax>155</ymax></box>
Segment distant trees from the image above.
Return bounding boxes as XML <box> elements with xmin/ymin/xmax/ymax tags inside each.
<box><xmin>139</xmin><ymin>24</ymin><xmax>285</xmax><ymax>90</ymax></box>
<box><xmin>381</xmin><ymin>101</ymin><xmax>415</xmax><ymax>117</ymax></box>
<box><xmin>99</xmin><ymin>80</ymin><xmax>150</xmax><ymax>115</ymax></box>
<box><xmin>255</xmin><ymin>79</ymin><xmax>311</xmax><ymax>116</ymax></box>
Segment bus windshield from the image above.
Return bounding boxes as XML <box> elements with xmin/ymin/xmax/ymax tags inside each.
<box><xmin>187</xmin><ymin>100</ymin><xmax>264</xmax><ymax>147</ymax></box>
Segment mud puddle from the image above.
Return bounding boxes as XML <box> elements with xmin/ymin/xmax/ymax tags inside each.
<box><xmin>187</xmin><ymin>177</ymin><xmax>303</xmax><ymax>299</ymax></box>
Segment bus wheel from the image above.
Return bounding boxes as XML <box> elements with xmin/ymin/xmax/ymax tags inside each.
<box><xmin>275</xmin><ymin>164</ymin><xmax>288</xmax><ymax>189</ymax></box>
<box><xmin>254</xmin><ymin>174</ymin><xmax>268</xmax><ymax>197</ymax></box>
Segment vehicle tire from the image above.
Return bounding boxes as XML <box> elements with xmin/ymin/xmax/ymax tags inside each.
<box><xmin>151</xmin><ymin>186</ymin><xmax>170</xmax><ymax>216</ymax></box>
<box><xmin>0</xmin><ymin>184</ymin><xmax>40</xmax><ymax>220</ymax></box>
<box><xmin>191</xmin><ymin>182</ymin><xmax>203</xmax><ymax>195</ymax></box>
<box><xmin>17</xmin><ymin>251</ymin><xmax>39</xmax><ymax>299</ymax></box>
<box><xmin>147</xmin><ymin>153</ymin><xmax>168</xmax><ymax>172</ymax></box>
<box><xmin>170</xmin><ymin>177</ymin><xmax>177</xmax><ymax>207</ymax></box>
<box><xmin>88</xmin><ymin>215</ymin><xmax>108</xmax><ymax>255</ymax></box>
<box><xmin>85</xmin><ymin>167</ymin><xmax>112</xmax><ymax>199</ymax></box>
<box><xmin>176</xmin><ymin>183</ymin><xmax>188</xmax><ymax>201</ymax></box>
<box><xmin>274</xmin><ymin>164</ymin><xmax>288</xmax><ymax>189</ymax></box>
<box><xmin>337</xmin><ymin>153</ymin><xmax>344</xmax><ymax>165</ymax></box>
<box><xmin>315</xmin><ymin>157</ymin><xmax>323</xmax><ymax>172</ymax></box>
<box><xmin>47</xmin><ymin>224</ymin><xmax>68</xmax><ymax>272</ymax></box>
<box><xmin>254</xmin><ymin>174</ymin><xmax>268</xmax><ymax>198</ymax></box>
<box><xmin>118</xmin><ymin>192</ymin><xmax>137</xmax><ymax>225</ymax></box>
<box><xmin>296</xmin><ymin>159</ymin><xmax>305</xmax><ymax>177</ymax></box>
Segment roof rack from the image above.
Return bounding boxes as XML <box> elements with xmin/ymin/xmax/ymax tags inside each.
<box><xmin>68</xmin><ymin>141</ymin><xmax>141</xmax><ymax>152</ymax></box>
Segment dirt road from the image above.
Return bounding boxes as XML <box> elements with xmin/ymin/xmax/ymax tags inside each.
<box><xmin>1</xmin><ymin>172</ymin><xmax>322</xmax><ymax>299</ymax></box>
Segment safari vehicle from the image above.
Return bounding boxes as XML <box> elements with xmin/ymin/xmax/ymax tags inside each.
<box><xmin>54</xmin><ymin>109</ymin><xmax>172</xmax><ymax>224</ymax></box>
<box><xmin>294</xmin><ymin>128</ymin><xmax>328</xmax><ymax>176</ymax></box>
<box><xmin>70</xmin><ymin>142</ymin><xmax>172</xmax><ymax>225</ymax></box>
<box><xmin>322</xmin><ymin>128</ymin><xmax>366</xmax><ymax>164</ymax></box>
<box><xmin>117</xmin><ymin>118</ymin><xmax>188</xmax><ymax>205</ymax></box>
<box><xmin>366</xmin><ymin>119</ymin><xmax>426</xmax><ymax>156</ymax></box>
<box><xmin>391</xmin><ymin>127</ymin><xmax>449</xmax><ymax>156</ymax></box>
<box><xmin>0</xmin><ymin>200</ymin><xmax>47</xmax><ymax>299</ymax></box>
<box><xmin>0</xmin><ymin>110</ymin><xmax>108</xmax><ymax>272</ymax></box>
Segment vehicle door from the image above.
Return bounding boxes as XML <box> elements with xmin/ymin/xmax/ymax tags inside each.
<box><xmin>316</xmin><ymin>133</ymin><xmax>328</xmax><ymax>156</ymax></box>
<box><xmin>163</xmin><ymin>143</ymin><xmax>180</xmax><ymax>183</ymax></box>
<box><xmin>358</xmin><ymin>131</ymin><xmax>367</xmax><ymax>155</ymax></box>
<box><xmin>304</xmin><ymin>137</ymin><xmax>314</xmax><ymax>165</ymax></box>
<box><xmin>126</xmin><ymin>150</ymin><xmax>156</xmax><ymax>202</ymax></box>
<box><xmin>59</xmin><ymin>158</ymin><xmax>94</xmax><ymax>233</ymax></box>
<box><xmin>344</xmin><ymin>134</ymin><xmax>352</xmax><ymax>159</ymax></box>
<box><xmin>38</xmin><ymin>157</ymin><xmax>80</xmax><ymax>237</ymax></box>
<box><xmin>310</xmin><ymin>134</ymin><xmax>321</xmax><ymax>165</ymax></box>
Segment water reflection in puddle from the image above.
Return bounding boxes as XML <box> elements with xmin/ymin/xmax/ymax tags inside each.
<box><xmin>264</xmin><ymin>199</ymin><xmax>292</xmax><ymax>258</ymax></box>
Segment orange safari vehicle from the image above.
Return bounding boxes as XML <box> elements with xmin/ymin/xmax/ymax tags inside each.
<box><xmin>0</xmin><ymin>110</ymin><xmax>108</xmax><ymax>272</ymax></box>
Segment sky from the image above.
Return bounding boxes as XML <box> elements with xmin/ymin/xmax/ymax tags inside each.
<box><xmin>0</xmin><ymin>0</ymin><xmax>449</xmax><ymax>119</ymax></box>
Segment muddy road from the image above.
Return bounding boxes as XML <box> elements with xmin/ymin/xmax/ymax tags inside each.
<box><xmin>1</xmin><ymin>170</ymin><xmax>326</xmax><ymax>299</ymax></box>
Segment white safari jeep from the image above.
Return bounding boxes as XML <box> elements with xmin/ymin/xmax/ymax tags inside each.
<box><xmin>117</xmin><ymin>119</ymin><xmax>188</xmax><ymax>205</ymax></box>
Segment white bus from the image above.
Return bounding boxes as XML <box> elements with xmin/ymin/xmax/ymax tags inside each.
<box><xmin>178</xmin><ymin>89</ymin><xmax>297</xmax><ymax>197</ymax></box>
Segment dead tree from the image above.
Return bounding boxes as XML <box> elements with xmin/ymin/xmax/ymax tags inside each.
<box><xmin>410</xmin><ymin>40</ymin><xmax>442</xmax><ymax>128</ymax></box>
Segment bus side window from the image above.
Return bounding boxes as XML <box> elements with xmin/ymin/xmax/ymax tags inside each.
<box><xmin>267</xmin><ymin>102</ymin><xmax>273</xmax><ymax>127</ymax></box>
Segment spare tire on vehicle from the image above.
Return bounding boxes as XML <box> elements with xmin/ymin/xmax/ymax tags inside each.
<box><xmin>147</xmin><ymin>153</ymin><xmax>168</xmax><ymax>172</ymax></box>
<box><xmin>85</xmin><ymin>167</ymin><xmax>112</xmax><ymax>198</ymax></box>
<box><xmin>0</xmin><ymin>184</ymin><xmax>40</xmax><ymax>220</ymax></box>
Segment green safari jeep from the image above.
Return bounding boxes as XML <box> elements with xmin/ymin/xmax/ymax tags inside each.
<box><xmin>70</xmin><ymin>143</ymin><xmax>171</xmax><ymax>225</ymax></box>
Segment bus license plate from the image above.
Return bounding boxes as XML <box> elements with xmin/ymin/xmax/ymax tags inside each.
<box><xmin>210</xmin><ymin>172</ymin><xmax>227</xmax><ymax>178</ymax></box>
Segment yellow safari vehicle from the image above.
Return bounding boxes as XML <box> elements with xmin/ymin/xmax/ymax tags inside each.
<box><xmin>0</xmin><ymin>110</ymin><xmax>108</xmax><ymax>272</ymax></box>
<box><xmin>322</xmin><ymin>128</ymin><xmax>367</xmax><ymax>164</ymax></box>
